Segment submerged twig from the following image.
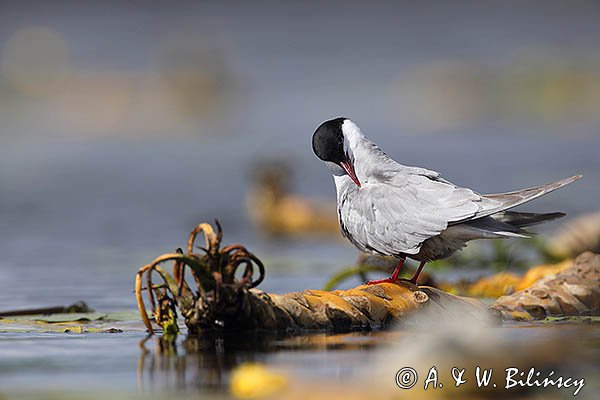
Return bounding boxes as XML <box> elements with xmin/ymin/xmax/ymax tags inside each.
<box><xmin>0</xmin><ymin>301</ymin><xmax>92</xmax><ymax>317</ymax></box>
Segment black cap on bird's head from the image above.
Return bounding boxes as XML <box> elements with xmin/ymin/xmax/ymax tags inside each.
<box><xmin>312</xmin><ymin>117</ymin><xmax>346</xmax><ymax>163</ymax></box>
<box><xmin>312</xmin><ymin>117</ymin><xmax>361</xmax><ymax>187</ymax></box>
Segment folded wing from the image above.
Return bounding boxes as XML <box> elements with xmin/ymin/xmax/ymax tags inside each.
<box><xmin>340</xmin><ymin>172</ymin><xmax>581</xmax><ymax>256</ymax></box>
<box><xmin>340</xmin><ymin>171</ymin><xmax>490</xmax><ymax>255</ymax></box>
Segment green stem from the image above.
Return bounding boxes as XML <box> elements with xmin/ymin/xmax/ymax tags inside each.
<box><xmin>323</xmin><ymin>265</ymin><xmax>393</xmax><ymax>291</ymax></box>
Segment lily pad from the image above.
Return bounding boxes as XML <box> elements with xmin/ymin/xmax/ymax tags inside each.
<box><xmin>0</xmin><ymin>309</ymin><xmax>145</xmax><ymax>333</ymax></box>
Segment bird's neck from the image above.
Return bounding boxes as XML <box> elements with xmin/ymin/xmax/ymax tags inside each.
<box><xmin>349</xmin><ymin>136</ymin><xmax>390</xmax><ymax>181</ymax></box>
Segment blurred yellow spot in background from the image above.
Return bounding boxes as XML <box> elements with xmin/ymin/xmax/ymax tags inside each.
<box><xmin>230</xmin><ymin>363</ymin><xmax>288</xmax><ymax>399</ymax></box>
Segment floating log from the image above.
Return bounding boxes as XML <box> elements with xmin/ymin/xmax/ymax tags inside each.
<box><xmin>135</xmin><ymin>222</ymin><xmax>488</xmax><ymax>335</ymax></box>
<box><xmin>491</xmin><ymin>251</ymin><xmax>600</xmax><ymax>320</ymax></box>
<box><xmin>135</xmin><ymin>222</ymin><xmax>600</xmax><ymax>335</ymax></box>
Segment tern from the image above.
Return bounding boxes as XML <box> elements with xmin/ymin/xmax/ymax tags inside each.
<box><xmin>312</xmin><ymin>117</ymin><xmax>582</xmax><ymax>285</ymax></box>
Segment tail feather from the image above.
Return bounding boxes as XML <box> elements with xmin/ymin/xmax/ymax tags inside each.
<box><xmin>447</xmin><ymin>175</ymin><xmax>580</xmax><ymax>242</ymax></box>
<box><xmin>461</xmin><ymin>216</ymin><xmax>531</xmax><ymax>239</ymax></box>
<box><xmin>483</xmin><ymin>175</ymin><xmax>582</xmax><ymax>213</ymax></box>
<box><xmin>451</xmin><ymin>175</ymin><xmax>582</xmax><ymax>226</ymax></box>
<box><xmin>456</xmin><ymin>211</ymin><xmax>566</xmax><ymax>240</ymax></box>
<box><xmin>494</xmin><ymin>211</ymin><xmax>566</xmax><ymax>227</ymax></box>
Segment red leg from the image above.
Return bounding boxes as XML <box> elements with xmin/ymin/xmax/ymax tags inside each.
<box><xmin>366</xmin><ymin>257</ymin><xmax>405</xmax><ymax>285</ymax></box>
<box><xmin>407</xmin><ymin>261</ymin><xmax>426</xmax><ymax>284</ymax></box>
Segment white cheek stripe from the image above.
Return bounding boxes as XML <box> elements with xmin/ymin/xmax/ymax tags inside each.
<box><xmin>341</xmin><ymin>119</ymin><xmax>365</xmax><ymax>164</ymax></box>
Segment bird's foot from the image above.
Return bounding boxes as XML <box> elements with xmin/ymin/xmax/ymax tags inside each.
<box><xmin>365</xmin><ymin>277</ymin><xmax>418</xmax><ymax>286</ymax></box>
<box><xmin>366</xmin><ymin>277</ymin><xmax>402</xmax><ymax>285</ymax></box>
<box><xmin>399</xmin><ymin>277</ymin><xmax>418</xmax><ymax>285</ymax></box>
<box><xmin>365</xmin><ymin>277</ymin><xmax>395</xmax><ymax>285</ymax></box>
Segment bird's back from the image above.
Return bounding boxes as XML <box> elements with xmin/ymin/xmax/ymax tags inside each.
<box><xmin>335</xmin><ymin>146</ymin><xmax>580</xmax><ymax>259</ymax></box>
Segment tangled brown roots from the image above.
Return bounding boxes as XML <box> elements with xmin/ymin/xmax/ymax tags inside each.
<box><xmin>135</xmin><ymin>221</ymin><xmax>265</xmax><ymax>334</ymax></box>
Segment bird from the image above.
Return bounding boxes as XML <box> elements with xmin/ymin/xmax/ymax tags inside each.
<box><xmin>311</xmin><ymin>117</ymin><xmax>582</xmax><ymax>285</ymax></box>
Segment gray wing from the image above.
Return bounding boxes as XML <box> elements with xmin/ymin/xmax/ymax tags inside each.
<box><xmin>468</xmin><ymin>174</ymin><xmax>583</xmax><ymax>220</ymax></box>
<box><xmin>340</xmin><ymin>169</ymin><xmax>497</xmax><ymax>255</ymax></box>
<box><xmin>340</xmin><ymin>170</ymin><xmax>581</xmax><ymax>256</ymax></box>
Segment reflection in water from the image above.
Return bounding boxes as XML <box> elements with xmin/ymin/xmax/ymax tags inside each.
<box><xmin>137</xmin><ymin>331</ymin><xmax>382</xmax><ymax>392</ymax></box>
<box><xmin>136</xmin><ymin>323</ymin><xmax>600</xmax><ymax>398</ymax></box>
<box><xmin>138</xmin><ymin>333</ymin><xmax>271</xmax><ymax>392</ymax></box>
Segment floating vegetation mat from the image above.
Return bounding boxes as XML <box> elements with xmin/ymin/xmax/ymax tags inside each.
<box><xmin>135</xmin><ymin>222</ymin><xmax>600</xmax><ymax>337</ymax></box>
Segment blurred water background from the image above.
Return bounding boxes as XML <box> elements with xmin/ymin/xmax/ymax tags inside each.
<box><xmin>0</xmin><ymin>0</ymin><xmax>599</xmax><ymax>396</ymax></box>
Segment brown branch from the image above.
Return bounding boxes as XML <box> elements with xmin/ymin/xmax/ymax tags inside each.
<box><xmin>490</xmin><ymin>251</ymin><xmax>600</xmax><ymax>320</ymax></box>
<box><xmin>0</xmin><ymin>301</ymin><xmax>92</xmax><ymax>317</ymax></box>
